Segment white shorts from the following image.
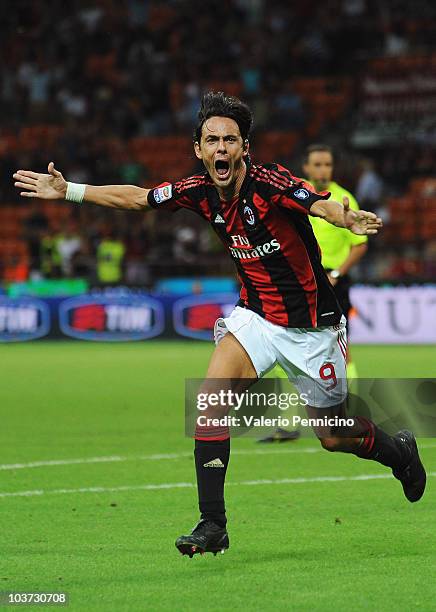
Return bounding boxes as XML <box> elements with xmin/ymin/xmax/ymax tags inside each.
<box><xmin>214</xmin><ymin>306</ymin><xmax>348</xmax><ymax>408</ymax></box>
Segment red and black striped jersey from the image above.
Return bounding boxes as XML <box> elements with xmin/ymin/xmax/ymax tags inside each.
<box><xmin>147</xmin><ymin>162</ymin><xmax>342</xmax><ymax>328</ymax></box>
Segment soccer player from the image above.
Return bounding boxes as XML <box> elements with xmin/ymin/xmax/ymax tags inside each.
<box><xmin>13</xmin><ymin>92</ymin><xmax>426</xmax><ymax>558</ymax></box>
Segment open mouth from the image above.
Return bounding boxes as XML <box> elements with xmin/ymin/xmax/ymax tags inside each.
<box><xmin>214</xmin><ymin>159</ymin><xmax>230</xmax><ymax>180</ymax></box>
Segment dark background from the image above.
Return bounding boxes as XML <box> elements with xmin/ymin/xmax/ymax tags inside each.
<box><xmin>1</xmin><ymin>0</ymin><xmax>436</xmax><ymax>286</ymax></box>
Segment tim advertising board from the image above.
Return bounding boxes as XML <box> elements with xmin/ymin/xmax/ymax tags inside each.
<box><xmin>59</xmin><ymin>295</ymin><xmax>164</xmax><ymax>341</ymax></box>
<box><xmin>173</xmin><ymin>293</ymin><xmax>239</xmax><ymax>340</ymax></box>
<box><xmin>0</xmin><ymin>297</ymin><xmax>50</xmax><ymax>342</ymax></box>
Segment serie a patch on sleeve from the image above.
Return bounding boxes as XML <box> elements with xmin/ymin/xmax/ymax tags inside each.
<box><xmin>293</xmin><ymin>187</ymin><xmax>310</xmax><ymax>200</ymax></box>
<box><xmin>153</xmin><ymin>184</ymin><xmax>173</xmax><ymax>204</ymax></box>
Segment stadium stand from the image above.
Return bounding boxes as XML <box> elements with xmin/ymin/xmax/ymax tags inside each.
<box><xmin>1</xmin><ymin>0</ymin><xmax>436</xmax><ymax>284</ymax></box>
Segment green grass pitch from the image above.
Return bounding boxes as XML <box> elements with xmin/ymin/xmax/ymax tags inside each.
<box><xmin>1</xmin><ymin>342</ymin><xmax>435</xmax><ymax>611</ymax></box>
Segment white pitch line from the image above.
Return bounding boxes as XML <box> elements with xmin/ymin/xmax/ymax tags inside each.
<box><xmin>1</xmin><ymin>472</ymin><xmax>435</xmax><ymax>499</ymax></box>
<box><xmin>1</xmin><ymin>444</ymin><xmax>436</xmax><ymax>472</ymax></box>
<box><xmin>0</xmin><ymin>456</ymin><xmax>125</xmax><ymax>471</ymax></box>
<box><xmin>0</xmin><ymin>447</ymin><xmax>322</xmax><ymax>471</ymax></box>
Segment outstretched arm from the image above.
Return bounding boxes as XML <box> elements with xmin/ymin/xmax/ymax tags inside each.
<box><xmin>13</xmin><ymin>162</ymin><xmax>151</xmax><ymax>211</ymax></box>
<box><xmin>310</xmin><ymin>196</ymin><xmax>382</xmax><ymax>235</ymax></box>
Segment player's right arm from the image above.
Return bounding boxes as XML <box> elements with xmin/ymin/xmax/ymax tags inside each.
<box><xmin>13</xmin><ymin>162</ymin><xmax>151</xmax><ymax>211</ymax></box>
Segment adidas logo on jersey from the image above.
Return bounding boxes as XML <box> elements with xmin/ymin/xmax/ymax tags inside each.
<box><xmin>203</xmin><ymin>458</ymin><xmax>225</xmax><ymax>468</ymax></box>
<box><xmin>214</xmin><ymin>214</ymin><xmax>226</xmax><ymax>224</ymax></box>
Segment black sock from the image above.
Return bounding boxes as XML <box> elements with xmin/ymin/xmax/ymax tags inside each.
<box><xmin>353</xmin><ymin>417</ymin><xmax>410</xmax><ymax>470</ymax></box>
<box><xmin>194</xmin><ymin>438</ymin><xmax>230</xmax><ymax>527</ymax></box>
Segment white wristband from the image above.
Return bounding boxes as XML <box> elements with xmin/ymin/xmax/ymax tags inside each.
<box><xmin>65</xmin><ymin>182</ymin><xmax>86</xmax><ymax>204</ymax></box>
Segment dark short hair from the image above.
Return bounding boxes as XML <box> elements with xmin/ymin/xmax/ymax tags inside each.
<box><xmin>194</xmin><ymin>91</ymin><xmax>253</xmax><ymax>143</ymax></box>
<box><xmin>303</xmin><ymin>144</ymin><xmax>334</xmax><ymax>164</ymax></box>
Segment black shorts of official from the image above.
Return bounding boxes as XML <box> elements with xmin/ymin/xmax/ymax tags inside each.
<box><xmin>325</xmin><ymin>270</ymin><xmax>352</xmax><ymax>327</ymax></box>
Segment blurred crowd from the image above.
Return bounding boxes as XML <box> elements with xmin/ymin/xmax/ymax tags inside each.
<box><xmin>1</xmin><ymin>0</ymin><xmax>436</xmax><ymax>285</ymax></box>
<box><xmin>16</xmin><ymin>200</ymin><xmax>221</xmax><ymax>285</ymax></box>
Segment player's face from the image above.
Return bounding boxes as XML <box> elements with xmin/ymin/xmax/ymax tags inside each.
<box><xmin>303</xmin><ymin>151</ymin><xmax>334</xmax><ymax>191</ymax></box>
<box><xmin>194</xmin><ymin>116</ymin><xmax>247</xmax><ymax>189</ymax></box>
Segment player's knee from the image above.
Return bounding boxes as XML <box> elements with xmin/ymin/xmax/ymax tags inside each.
<box><xmin>319</xmin><ymin>437</ymin><xmax>342</xmax><ymax>452</ymax></box>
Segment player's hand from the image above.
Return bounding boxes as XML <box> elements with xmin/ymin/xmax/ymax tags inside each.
<box><xmin>343</xmin><ymin>196</ymin><xmax>382</xmax><ymax>235</ymax></box>
<box><xmin>13</xmin><ymin>162</ymin><xmax>67</xmax><ymax>200</ymax></box>
<box><xmin>327</xmin><ymin>274</ymin><xmax>338</xmax><ymax>286</ymax></box>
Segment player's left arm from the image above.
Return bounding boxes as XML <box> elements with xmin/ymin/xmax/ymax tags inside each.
<box><xmin>331</xmin><ymin>192</ymin><xmax>368</xmax><ymax>278</ymax></box>
<box><xmin>310</xmin><ymin>196</ymin><xmax>382</xmax><ymax>235</ymax></box>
